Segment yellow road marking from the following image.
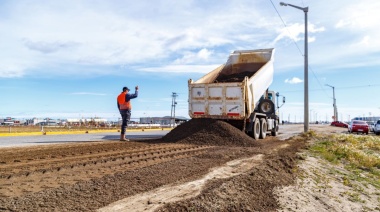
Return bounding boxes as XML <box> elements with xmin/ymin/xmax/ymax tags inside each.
<box><xmin>0</xmin><ymin>128</ymin><xmax>172</xmax><ymax>137</ymax></box>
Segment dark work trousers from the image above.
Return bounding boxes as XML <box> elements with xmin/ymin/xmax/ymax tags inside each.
<box><xmin>120</xmin><ymin>110</ymin><xmax>131</xmax><ymax>134</ymax></box>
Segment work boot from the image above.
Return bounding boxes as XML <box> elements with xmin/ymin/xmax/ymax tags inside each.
<box><xmin>120</xmin><ymin>134</ymin><xmax>129</xmax><ymax>141</ymax></box>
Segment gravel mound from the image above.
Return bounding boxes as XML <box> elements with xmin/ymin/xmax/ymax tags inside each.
<box><xmin>162</xmin><ymin>119</ymin><xmax>259</xmax><ymax>147</ymax></box>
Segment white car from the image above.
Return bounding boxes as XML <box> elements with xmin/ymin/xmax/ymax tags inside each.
<box><xmin>374</xmin><ymin>120</ymin><xmax>380</xmax><ymax>135</ymax></box>
<box><xmin>367</xmin><ymin>122</ymin><xmax>375</xmax><ymax>132</ymax></box>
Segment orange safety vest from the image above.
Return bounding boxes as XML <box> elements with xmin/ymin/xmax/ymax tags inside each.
<box><xmin>117</xmin><ymin>92</ymin><xmax>132</xmax><ymax>110</ymax></box>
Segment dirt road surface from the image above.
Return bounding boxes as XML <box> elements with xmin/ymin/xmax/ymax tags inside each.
<box><xmin>0</xmin><ymin>122</ymin><xmax>368</xmax><ymax>211</ymax></box>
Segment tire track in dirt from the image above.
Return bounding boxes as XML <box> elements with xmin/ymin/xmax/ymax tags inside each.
<box><xmin>98</xmin><ymin>154</ymin><xmax>265</xmax><ymax>212</ymax></box>
<box><xmin>0</xmin><ymin>142</ymin><xmax>210</xmax><ymax>198</ymax></box>
<box><xmin>0</xmin><ymin>143</ymin><xmax>204</xmax><ymax>175</ymax></box>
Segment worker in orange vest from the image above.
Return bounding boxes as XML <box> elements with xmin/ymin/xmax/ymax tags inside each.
<box><xmin>117</xmin><ymin>86</ymin><xmax>138</xmax><ymax>141</ymax></box>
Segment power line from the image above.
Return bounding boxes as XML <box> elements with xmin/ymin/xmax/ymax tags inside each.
<box><xmin>269</xmin><ymin>0</ymin><xmax>330</xmax><ymax>99</ymax></box>
<box><xmin>269</xmin><ymin>0</ymin><xmax>303</xmax><ymax>55</ymax></box>
<box><xmin>281</xmin><ymin>83</ymin><xmax>380</xmax><ymax>93</ymax></box>
<box><xmin>337</xmin><ymin>84</ymin><xmax>380</xmax><ymax>90</ymax></box>
<box><xmin>309</xmin><ymin>66</ymin><xmax>331</xmax><ymax>98</ymax></box>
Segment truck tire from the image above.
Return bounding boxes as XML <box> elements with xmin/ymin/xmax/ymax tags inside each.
<box><xmin>271</xmin><ymin>120</ymin><xmax>279</xmax><ymax>136</ymax></box>
<box><xmin>258</xmin><ymin>99</ymin><xmax>275</xmax><ymax>115</ymax></box>
<box><xmin>259</xmin><ymin>118</ymin><xmax>267</xmax><ymax>139</ymax></box>
<box><xmin>249</xmin><ymin>118</ymin><xmax>260</xmax><ymax>140</ymax></box>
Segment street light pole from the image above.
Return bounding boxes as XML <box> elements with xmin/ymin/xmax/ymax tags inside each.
<box><xmin>325</xmin><ymin>84</ymin><xmax>338</xmax><ymax>121</ymax></box>
<box><xmin>280</xmin><ymin>2</ymin><xmax>309</xmax><ymax>132</ymax></box>
<box><xmin>171</xmin><ymin>92</ymin><xmax>178</xmax><ymax>127</ymax></box>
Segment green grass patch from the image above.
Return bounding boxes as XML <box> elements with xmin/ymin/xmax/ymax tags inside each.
<box><xmin>310</xmin><ymin>134</ymin><xmax>380</xmax><ymax>188</ymax></box>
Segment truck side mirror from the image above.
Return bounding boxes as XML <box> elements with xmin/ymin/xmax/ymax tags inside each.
<box><xmin>283</xmin><ymin>96</ymin><xmax>286</xmax><ymax>103</ymax></box>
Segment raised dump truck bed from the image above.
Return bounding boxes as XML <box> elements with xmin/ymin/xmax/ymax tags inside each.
<box><xmin>188</xmin><ymin>48</ymin><xmax>280</xmax><ymax>140</ymax></box>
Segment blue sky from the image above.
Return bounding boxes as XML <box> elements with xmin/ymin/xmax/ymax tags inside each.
<box><xmin>1</xmin><ymin>0</ymin><xmax>379</xmax><ymax>122</ymax></box>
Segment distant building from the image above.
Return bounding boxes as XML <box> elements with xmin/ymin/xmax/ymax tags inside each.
<box><xmin>352</xmin><ymin>116</ymin><xmax>380</xmax><ymax>122</ymax></box>
<box><xmin>0</xmin><ymin>117</ymin><xmax>24</xmax><ymax>126</ymax></box>
<box><xmin>66</xmin><ymin>117</ymin><xmax>108</xmax><ymax>126</ymax></box>
<box><xmin>25</xmin><ymin>118</ymin><xmax>46</xmax><ymax>126</ymax></box>
<box><xmin>25</xmin><ymin>118</ymin><xmax>59</xmax><ymax>126</ymax></box>
<box><xmin>139</xmin><ymin>116</ymin><xmax>189</xmax><ymax>125</ymax></box>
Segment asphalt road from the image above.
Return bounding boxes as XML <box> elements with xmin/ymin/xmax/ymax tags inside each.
<box><xmin>0</xmin><ymin>130</ymin><xmax>170</xmax><ymax>148</ymax></box>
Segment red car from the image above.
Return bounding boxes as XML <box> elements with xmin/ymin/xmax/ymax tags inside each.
<box><xmin>348</xmin><ymin>120</ymin><xmax>369</xmax><ymax>134</ymax></box>
<box><xmin>331</xmin><ymin>121</ymin><xmax>348</xmax><ymax>128</ymax></box>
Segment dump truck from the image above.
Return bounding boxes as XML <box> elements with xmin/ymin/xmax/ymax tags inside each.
<box><xmin>188</xmin><ymin>48</ymin><xmax>283</xmax><ymax>140</ymax></box>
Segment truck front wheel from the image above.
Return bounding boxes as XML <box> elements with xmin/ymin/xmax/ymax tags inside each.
<box><xmin>258</xmin><ymin>99</ymin><xmax>275</xmax><ymax>115</ymax></box>
<box><xmin>259</xmin><ymin>118</ymin><xmax>267</xmax><ymax>139</ymax></box>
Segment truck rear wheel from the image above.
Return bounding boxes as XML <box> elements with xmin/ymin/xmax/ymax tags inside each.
<box><xmin>250</xmin><ymin>118</ymin><xmax>260</xmax><ymax>140</ymax></box>
<box><xmin>259</xmin><ymin>118</ymin><xmax>267</xmax><ymax>139</ymax></box>
<box><xmin>271</xmin><ymin>120</ymin><xmax>279</xmax><ymax>136</ymax></box>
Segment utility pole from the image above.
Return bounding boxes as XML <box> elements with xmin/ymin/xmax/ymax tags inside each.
<box><xmin>170</xmin><ymin>92</ymin><xmax>178</xmax><ymax>127</ymax></box>
<box><xmin>325</xmin><ymin>84</ymin><xmax>338</xmax><ymax>121</ymax></box>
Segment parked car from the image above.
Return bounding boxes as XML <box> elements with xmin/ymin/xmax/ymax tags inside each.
<box><xmin>366</xmin><ymin>121</ymin><xmax>375</xmax><ymax>132</ymax></box>
<box><xmin>331</xmin><ymin>121</ymin><xmax>348</xmax><ymax>128</ymax></box>
<box><xmin>374</xmin><ymin>120</ymin><xmax>380</xmax><ymax>135</ymax></box>
<box><xmin>348</xmin><ymin>120</ymin><xmax>369</xmax><ymax>134</ymax></box>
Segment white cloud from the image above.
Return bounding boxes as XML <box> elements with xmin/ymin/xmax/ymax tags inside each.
<box><xmin>335</xmin><ymin>20</ymin><xmax>350</xmax><ymax>28</ymax></box>
<box><xmin>197</xmin><ymin>48</ymin><xmax>213</xmax><ymax>60</ymax></box>
<box><xmin>355</xmin><ymin>36</ymin><xmax>370</xmax><ymax>47</ymax></box>
<box><xmin>285</xmin><ymin>77</ymin><xmax>303</xmax><ymax>84</ymax></box>
<box><xmin>0</xmin><ymin>0</ymin><xmax>379</xmax><ymax>78</ymax></box>
<box><xmin>0</xmin><ymin>66</ymin><xmax>25</xmax><ymax>78</ymax></box>
<box><xmin>173</xmin><ymin>48</ymin><xmax>214</xmax><ymax>65</ymax></box>
<box><xmin>272</xmin><ymin>23</ymin><xmax>325</xmax><ymax>45</ymax></box>
<box><xmin>332</xmin><ymin>1</ymin><xmax>380</xmax><ymax>52</ymax></box>
<box><xmin>23</xmin><ymin>39</ymin><xmax>79</xmax><ymax>54</ymax></box>
<box><xmin>0</xmin><ymin>0</ymin><xmax>282</xmax><ymax>78</ymax></box>
<box><xmin>139</xmin><ymin>64</ymin><xmax>220</xmax><ymax>74</ymax></box>
<box><xmin>308</xmin><ymin>36</ymin><xmax>316</xmax><ymax>43</ymax></box>
<box><xmin>334</xmin><ymin>1</ymin><xmax>380</xmax><ymax>30</ymax></box>
<box><xmin>274</xmin><ymin>0</ymin><xmax>380</xmax><ymax>73</ymax></box>
<box><xmin>69</xmin><ymin>92</ymin><xmax>107</xmax><ymax>96</ymax></box>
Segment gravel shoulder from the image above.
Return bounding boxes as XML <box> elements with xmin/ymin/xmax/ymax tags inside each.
<box><xmin>276</xmin><ymin>155</ymin><xmax>379</xmax><ymax>212</ymax></box>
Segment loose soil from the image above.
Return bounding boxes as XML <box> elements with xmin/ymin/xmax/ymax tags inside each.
<box><xmin>0</xmin><ymin>122</ymin><xmax>358</xmax><ymax>211</ymax></box>
<box><xmin>214</xmin><ymin>71</ymin><xmax>253</xmax><ymax>82</ymax></box>
<box><xmin>162</xmin><ymin>118</ymin><xmax>261</xmax><ymax>147</ymax></box>
<box><xmin>214</xmin><ymin>62</ymin><xmax>265</xmax><ymax>83</ymax></box>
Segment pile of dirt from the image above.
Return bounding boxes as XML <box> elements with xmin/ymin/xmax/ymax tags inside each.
<box><xmin>162</xmin><ymin>119</ymin><xmax>259</xmax><ymax>147</ymax></box>
<box><xmin>214</xmin><ymin>71</ymin><xmax>252</xmax><ymax>82</ymax></box>
<box><xmin>214</xmin><ymin>62</ymin><xmax>265</xmax><ymax>82</ymax></box>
